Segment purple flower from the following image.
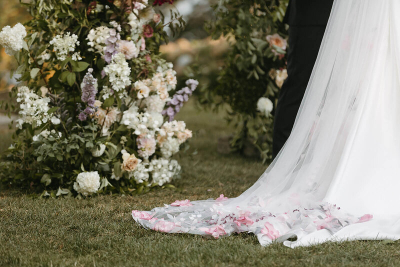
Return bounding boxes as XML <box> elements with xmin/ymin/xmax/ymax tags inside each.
<box><xmin>166</xmin><ymin>107</ymin><xmax>175</xmax><ymax>117</ymax></box>
<box><xmin>78</xmin><ymin>112</ymin><xmax>87</xmax><ymax>121</ymax></box>
<box><xmin>170</xmin><ymin>97</ymin><xmax>179</xmax><ymax>106</ymax></box>
<box><xmin>81</xmin><ymin>69</ymin><xmax>98</xmax><ymax>109</ymax></box>
<box><xmin>175</xmin><ymin>105</ymin><xmax>180</xmax><ymax>112</ymax></box>
<box><xmin>183</xmin><ymin>94</ymin><xmax>189</xmax><ymax>102</ymax></box>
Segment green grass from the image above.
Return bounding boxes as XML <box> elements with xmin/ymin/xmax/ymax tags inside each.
<box><xmin>1</xmin><ymin>101</ymin><xmax>400</xmax><ymax>267</ymax></box>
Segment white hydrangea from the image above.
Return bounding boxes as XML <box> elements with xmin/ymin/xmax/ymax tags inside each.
<box><xmin>164</xmin><ymin>69</ymin><xmax>177</xmax><ymax>90</ymax></box>
<box><xmin>16</xmin><ymin>86</ymin><xmax>54</xmax><ymax>129</ymax></box>
<box><xmin>104</xmin><ymin>52</ymin><xmax>132</xmax><ymax>92</ymax></box>
<box><xmin>143</xmin><ymin>95</ymin><xmax>166</xmax><ymax>113</ymax></box>
<box><xmin>128</xmin><ymin>13</ymin><xmax>145</xmax><ymax>38</ymax></box>
<box><xmin>257</xmin><ymin>97</ymin><xmax>274</xmax><ymax>116</ymax></box>
<box><xmin>73</xmin><ymin>171</ymin><xmax>101</xmax><ymax>196</ymax></box>
<box><xmin>160</xmin><ymin>120</ymin><xmax>186</xmax><ymax>137</ymax></box>
<box><xmin>150</xmin><ymin>158</ymin><xmax>181</xmax><ymax>186</ymax></box>
<box><xmin>131</xmin><ymin>162</ymin><xmax>152</xmax><ymax>184</ymax></box>
<box><xmin>87</xmin><ymin>26</ymin><xmax>110</xmax><ymax>54</ymax></box>
<box><xmin>49</xmin><ymin>32</ymin><xmax>81</xmax><ymax>61</ymax></box>
<box><xmin>0</xmin><ymin>23</ymin><xmax>26</xmax><ymax>56</ymax></box>
<box><xmin>160</xmin><ymin>137</ymin><xmax>180</xmax><ymax>158</ymax></box>
<box><xmin>147</xmin><ymin>112</ymin><xmax>164</xmax><ymax>129</ymax></box>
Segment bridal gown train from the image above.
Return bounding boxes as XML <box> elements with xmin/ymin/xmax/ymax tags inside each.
<box><xmin>132</xmin><ymin>0</ymin><xmax>400</xmax><ymax>247</ymax></box>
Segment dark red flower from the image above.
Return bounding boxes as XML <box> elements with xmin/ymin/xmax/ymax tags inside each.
<box><xmin>153</xmin><ymin>0</ymin><xmax>174</xmax><ymax>6</ymax></box>
<box><xmin>143</xmin><ymin>25</ymin><xmax>154</xmax><ymax>38</ymax></box>
<box><xmin>87</xmin><ymin>1</ymin><xmax>97</xmax><ymax>15</ymax></box>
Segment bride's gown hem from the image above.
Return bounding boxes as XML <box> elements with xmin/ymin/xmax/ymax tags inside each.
<box><xmin>132</xmin><ymin>0</ymin><xmax>400</xmax><ymax>247</ymax></box>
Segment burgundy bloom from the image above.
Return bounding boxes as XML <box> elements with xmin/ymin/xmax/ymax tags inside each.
<box><xmin>87</xmin><ymin>1</ymin><xmax>97</xmax><ymax>15</ymax></box>
<box><xmin>143</xmin><ymin>25</ymin><xmax>154</xmax><ymax>38</ymax></box>
<box><xmin>153</xmin><ymin>0</ymin><xmax>174</xmax><ymax>6</ymax></box>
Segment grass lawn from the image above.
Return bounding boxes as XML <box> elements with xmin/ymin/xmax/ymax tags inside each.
<box><xmin>1</xmin><ymin>100</ymin><xmax>400</xmax><ymax>267</ymax></box>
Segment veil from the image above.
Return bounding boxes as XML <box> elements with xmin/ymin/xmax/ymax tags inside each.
<box><xmin>133</xmin><ymin>0</ymin><xmax>400</xmax><ymax>247</ymax></box>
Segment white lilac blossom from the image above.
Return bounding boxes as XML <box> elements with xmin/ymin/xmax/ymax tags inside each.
<box><xmin>257</xmin><ymin>97</ymin><xmax>273</xmax><ymax>116</ymax></box>
<box><xmin>143</xmin><ymin>95</ymin><xmax>165</xmax><ymax>113</ymax></box>
<box><xmin>16</xmin><ymin>86</ymin><xmax>58</xmax><ymax>129</ymax></box>
<box><xmin>150</xmin><ymin>158</ymin><xmax>181</xmax><ymax>186</ymax></box>
<box><xmin>0</xmin><ymin>23</ymin><xmax>26</xmax><ymax>56</ymax></box>
<box><xmin>87</xmin><ymin>26</ymin><xmax>110</xmax><ymax>54</ymax></box>
<box><xmin>49</xmin><ymin>32</ymin><xmax>81</xmax><ymax>61</ymax></box>
<box><xmin>73</xmin><ymin>171</ymin><xmax>101</xmax><ymax>196</ymax></box>
<box><xmin>147</xmin><ymin>112</ymin><xmax>164</xmax><ymax>129</ymax></box>
<box><xmin>131</xmin><ymin>162</ymin><xmax>151</xmax><ymax>184</ymax></box>
<box><xmin>163</xmin><ymin>79</ymin><xmax>199</xmax><ymax>121</ymax></box>
<box><xmin>104</xmin><ymin>52</ymin><xmax>132</xmax><ymax>92</ymax></box>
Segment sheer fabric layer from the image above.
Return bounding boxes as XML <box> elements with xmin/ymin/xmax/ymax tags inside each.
<box><xmin>133</xmin><ymin>0</ymin><xmax>400</xmax><ymax>247</ymax></box>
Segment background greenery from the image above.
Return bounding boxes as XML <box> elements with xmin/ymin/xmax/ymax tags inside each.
<box><xmin>2</xmin><ymin>100</ymin><xmax>400</xmax><ymax>267</ymax></box>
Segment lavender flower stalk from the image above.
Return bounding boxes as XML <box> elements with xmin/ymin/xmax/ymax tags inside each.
<box><xmin>78</xmin><ymin>68</ymin><xmax>98</xmax><ymax>121</ymax></box>
<box><xmin>104</xmin><ymin>22</ymin><xmax>121</xmax><ymax>63</ymax></box>
<box><xmin>162</xmin><ymin>79</ymin><xmax>199</xmax><ymax>121</ymax></box>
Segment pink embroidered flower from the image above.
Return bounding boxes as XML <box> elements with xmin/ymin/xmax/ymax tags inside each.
<box><xmin>171</xmin><ymin>199</ymin><xmax>193</xmax><ymax>207</ymax></box>
<box><xmin>357</xmin><ymin>214</ymin><xmax>373</xmax><ymax>223</ymax></box>
<box><xmin>201</xmin><ymin>225</ymin><xmax>227</xmax><ymax>239</ymax></box>
<box><xmin>261</xmin><ymin>222</ymin><xmax>280</xmax><ymax>240</ymax></box>
<box><xmin>216</xmin><ymin>194</ymin><xmax>229</xmax><ymax>201</ymax></box>
<box><xmin>132</xmin><ymin>210</ymin><xmax>153</xmax><ymax>220</ymax></box>
<box><xmin>234</xmin><ymin>211</ymin><xmax>254</xmax><ymax>227</ymax></box>
<box><xmin>152</xmin><ymin>219</ymin><xmax>176</xmax><ymax>233</ymax></box>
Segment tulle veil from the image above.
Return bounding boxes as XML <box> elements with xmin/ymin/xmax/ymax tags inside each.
<box><xmin>133</xmin><ymin>0</ymin><xmax>400</xmax><ymax>247</ymax></box>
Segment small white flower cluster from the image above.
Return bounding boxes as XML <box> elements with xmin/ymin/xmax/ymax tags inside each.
<box><xmin>104</xmin><ymin>52</ymin><xmax>132</xmax><ymax>93</ymax></box>
<box><xmin>150</xmin><ymin>159</ymin><xmax>181</xmax><ymax>186</ymax></box>
<box><xmin>73</xmin><ymin>171</ymin><xmax>101</xmax><ymax>196</ymax></box>
<box><xmin>127</xmin><ymin>158</ymin><xmax>180</xmax><ymax>186</ymax></box>
<box><xmin>0</xmin><ymin>23</ymin><xmax>27</xmax><ymax>56</ymax></box>
<box><xmin>143</xmin><ymin>95</ymin><xmax>165</xmax><ymax>113</ymax></box>
<box><xmin>157</xmin><ymin>120</ymin><xmax>192</xmax><ymax>158</ymax></box>
<box><xmin>160</xmin><ymin>137</ymin><xmax>180</xmax><ymax>158</ymax></box>
<box><xmin>87</xmin><ymin>26</ymin><xmax>110</xmax><ymax>54</ymax></box>
<box><xmin>32</xmin><ymin>129</ymin><xmax>62</xmax><ymax>142</ymax></box>
<box><xmin>50</xmin><ymin>32</ymin><xmax>81</xmax><ymax>61</ymax></box>
<box><xmin>257</xmin><ymin>97</ymin><xmax>274</xmax><ymax>117</ymax></box>
<box><xmin>16</xmin><ymin>86</ymin><xmax>58</xmax><ymax>129</ymax></box>
<box><xmin>121</xmin><ymin>105</ymin><xmax>156</xmax><ymax>136</ymax></box>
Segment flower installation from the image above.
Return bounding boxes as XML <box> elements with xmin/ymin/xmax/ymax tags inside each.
<box><xmin>0</xmin><ymin>0</ymin><xmax>195</xmax><ymax>197</ymax></box>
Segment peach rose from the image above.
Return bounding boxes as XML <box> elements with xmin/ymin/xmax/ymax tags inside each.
<box><xmin>122</xmin><ymin>151</ymin><xmax>141</xmax><ymax>172</ymax></box>
<box><xmin>266</xmin><ymin>33</ymin><xmax>287</xmax><ymax>51</ymax></box>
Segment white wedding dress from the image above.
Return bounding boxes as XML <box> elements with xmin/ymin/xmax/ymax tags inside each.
<box><xmin>132</xmin><ymin>0</ymin><xmax>400</xmax><ymax>247</ymax></box>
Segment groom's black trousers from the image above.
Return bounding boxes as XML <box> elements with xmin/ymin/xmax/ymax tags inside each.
<box><xmin>272</xmin><ymin>25</ymin><xmax>326</xmax><ymax>158</ymax></box>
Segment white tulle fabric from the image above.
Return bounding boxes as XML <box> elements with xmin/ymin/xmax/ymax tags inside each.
<box><xmin>133</xmin><ymin>0</ymin><xmax>400</xmax><ymax>247</ymax></box>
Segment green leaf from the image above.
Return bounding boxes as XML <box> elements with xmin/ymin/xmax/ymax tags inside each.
<box><xmin>113</xmin><ymin>161</ymin><xmax>122</xmax><ymax>178</ymax></box>
<box><xmin>67</xmin><ymin>72</ymin><xmax>76</xmax><ymax>87</ymax></box>
<box><xmin>103</xmin><ymin>96</ymin><xmax>115</xmax><ymax>108</ymax></box>
<box><xmin>30</xmin><ymin>68</ymin><xmax>40</xmax><ymax>79</ymax></box>
<box><xmin>40</xmin><ymin>174</ymin><xmax>51</xmax><ymax>186</ymax></box>
<box><xmin>22</xmin><ymin>41</ymin><xmax>29</xmax><ymax>51</ymax></box>
<box><xmin>56</xmin><ymin>187</ymin><xmax>71</xmax><ymax>196</ymax></box>
<box><xmin>60</xmin><ymin>71</ymin><xmax>69</xmax><ymax>82</ymax></box>
<box><xmin>71</xmin><ymin>61</ymin><xmax>90</xmax><ymax>72</ymax></box>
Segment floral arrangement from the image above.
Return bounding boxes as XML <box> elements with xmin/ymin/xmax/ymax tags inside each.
<box><xmin>0</xmin><ymin>0</ymin><xmax>197</xmax><ymax>197</ymax></box>
<box><xmin>197</xmin><ymin>0</ymin><xmax>289</xmax><ymax>163</ymax></box>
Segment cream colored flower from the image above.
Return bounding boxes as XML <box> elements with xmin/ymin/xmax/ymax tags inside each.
<box><xmin>266</xmin><ymin>33</ymin><xmax>287</xmax><ymax>51</ymax></box>
<box><xmin>177</xmin><ymin>129</ymin><xmax>192</xmax><ymax>144</ymax></box>
<box><xmin>257</xmin><ymin>97</ymin><xmax>274</xmax><ymax>116</ymax></box>
<box><xmin>122</xmin><ymin>151</ymin><xmax>141</xmax><ymax>172</ymax></box>
<box><xmin>40</xmin><ymin>86</ymin><xmax>49</xmax><ymax>97</ymax></box>
<box><xmin>95</xmin><ymin>107</ymin><xmax>120</xmax><ymax>135</ymax></box>
<box><xmin>275</xmin><ymin>69</ymin><xmax>288</xmax><ymax>88</ymax></box>
<box><xmin>117</xmin><ymin>40</ymin><xmax>139</xmax><ymax>60</ymax></box>
<box><xmin>157</xmin><ymin>86</ymin><xmax>169</xmax><ymax>101</ymax></box>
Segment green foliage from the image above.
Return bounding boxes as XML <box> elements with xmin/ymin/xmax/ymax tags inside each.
<box><xmin>0</xmin><ymin>0</ymin><xmax>188</xmax><ymax>197</ymax></box>
<box><xmin>197</xmin><ymin>0</ymin><xmax>289</xmax><ymax>163</ymax></box>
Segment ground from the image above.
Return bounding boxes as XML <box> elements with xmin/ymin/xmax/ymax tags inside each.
<box><xmin>1</xmin><ymin>101</ymin><xmax>400</xmax><ymax>267</ymax></box>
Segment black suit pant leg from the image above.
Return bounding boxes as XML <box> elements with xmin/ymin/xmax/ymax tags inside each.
<box><xmin>272</xmin><ymin>25</ymin><xmax>327</xmax><ymax>159</ymax></box>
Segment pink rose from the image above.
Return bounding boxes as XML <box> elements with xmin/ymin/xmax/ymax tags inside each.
<box><xmin>171</xmin><ymin>199</ymin><xmax>193</xmax><ymax>207</ymax></box>
<box><xmin>357</xmin><ymin>214</ymin><xmax>373</xmax><ymax>223</ymax></box>
<box><xmin>152</xmin><ymin>219</ymin><xmax>176</xmax><ymax>233</ymax></box>
<box><xmin>200</xmin><ymin>225</ymin><xmax>227</xmax><ymax>239</ymax></box>
<box><xmin>216</xmin><ymin>194</ymin><xmax>229</xmax><ymax>202</ymax></box>
<box><xmin>261</xmin><ymin>222</ymin><xmax>280</xmax><ymax>240</ymax></box>
<box><xmin>132</xmin><ymin>210</ymin><xmax>154</xmax><ymax>220</ymax></box>
<box><xmin>143</xmin><ymin>25</ymin><xmax>154</xmax><ymax>38</ymax></box>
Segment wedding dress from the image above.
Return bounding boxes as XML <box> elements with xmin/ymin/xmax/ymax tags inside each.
<box><xmin>132</xmin><ymin>0</ymin><xmax>400</xmax><ymax>247</ymax></box>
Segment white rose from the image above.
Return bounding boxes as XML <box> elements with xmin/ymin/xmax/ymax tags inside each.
<box><xmin>73</xmin><ymin>171</ymin><xmax>101</xmax><ymax>196</ymax></box>
<box><xmin>92</xmin><ymin>144</ymin><xmax>106</xmax><ymax>157</ymax></box>
<box><xmin>257</xmin><ymin>97</ymin><xmax>273</xmax><ymax>116</ymax></box>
